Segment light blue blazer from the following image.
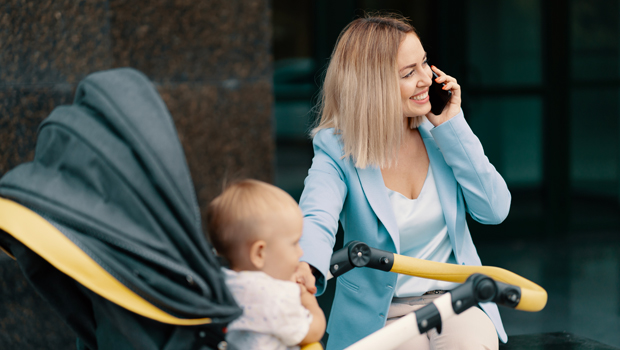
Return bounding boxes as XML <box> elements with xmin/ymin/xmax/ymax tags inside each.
<box><xmin>299</xmin><ymin>111</ymin><xmax>511</xmax><ymax>350</ymax></box>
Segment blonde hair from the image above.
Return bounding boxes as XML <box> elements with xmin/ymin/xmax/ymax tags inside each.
<box><xmin>312</xmin><ymin>13</ymin><xmax>422</xmax><ymax>169</ymax></box>
<box><xmin>206</xmin><ymin>179</ymin><xmax>300</xmax><ymax>261</ymax></box>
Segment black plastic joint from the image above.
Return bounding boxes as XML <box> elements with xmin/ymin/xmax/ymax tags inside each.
<box><xmin>329</xmin><ymin>241</ymin><xmax>396</xmax><ymax>277</ymax></box>
<box><xmin>365</xmin><ymin>247</ymin><xmax>394</xmax><ymax>272</ymax></box>
<box><xmin>494</xmin><ymin>281</ymin><xmax>521</xmax><ymax>308</ymax></box>
<box><xmin>450</xmin><ymin>273</ymin><xmax>496</xmax><ymax>314</ymax></box>
<box><xmin>415</xmin><ymin>302</ymin><xmax>442</xmax><ymax>334</ymax></box>
<box><xmin>348</xmin><ymin>241</ymin><xmax>371</xmax><ymax>267</ymax></box>
<box><xmin>329</xmin><ymin>244</ymin><xmax>354</xmax><ymax>278</ymax></box>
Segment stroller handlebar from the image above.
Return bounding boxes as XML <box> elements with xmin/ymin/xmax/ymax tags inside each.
<box><xmin>329</xmin><ymin>240</ymin><xmax>547</xmax><ymax>312</ymax></box>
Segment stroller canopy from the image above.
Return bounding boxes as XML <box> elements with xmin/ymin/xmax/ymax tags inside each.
<box><xmin>0</xmin><ymin>68</ymin><xmax>241</xmax><ymax>349</ymax></box>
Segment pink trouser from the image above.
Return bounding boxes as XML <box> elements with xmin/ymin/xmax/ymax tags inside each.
<box><xmin>385</xmin><ymin>294</ymin><xmax>499</xmax><ymax>350</ymax></box>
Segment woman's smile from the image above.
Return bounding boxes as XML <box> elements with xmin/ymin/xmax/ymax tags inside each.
<box><xmin>410</xmin><ymin>89</ymin><xmax>429</xmax><ymax>104</ymax></box>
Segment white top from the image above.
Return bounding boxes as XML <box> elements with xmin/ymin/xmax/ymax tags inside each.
<box><xmin>223</xmin><ymin>268</ymin><xmax>313</xmax><ymax>350</ymax></box>
<box><xmin>387</xmin><ymin>164</ymin><xmax>458</xmax><ymax>297</ymax></box>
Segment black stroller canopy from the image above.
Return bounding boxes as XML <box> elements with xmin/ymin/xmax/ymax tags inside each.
<box><xmin>0</xmin><ymin>68</ymin><xmax>241</xmax><ymax>349</ymax></box>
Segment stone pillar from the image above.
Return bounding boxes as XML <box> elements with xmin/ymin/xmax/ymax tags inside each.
<box><xmin>0</xmin><ymin>1</ymin><xmax>273</xmax><ymax>348</ymax></box>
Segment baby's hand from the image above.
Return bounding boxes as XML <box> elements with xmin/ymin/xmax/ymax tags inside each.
<box><xmin>296</xmin><ymin>280</ymin><xmax>326</xmax><ymax>345</ymax></box>
<box><xmin>295</xmin><ymin>277</ymin><xmax>313</xmax><ymax>303</ymax></box>
<box><xmin>298</xmin><ymin>283</ymin><xmax>316</xmax><ymax>310</ymax></box>
<box><xmin>298</xmin><ymin>283</ymin><xmax>310</xmax><ymax>296</ymax></box>
<box><xmin>292</xmin><ymin>262</ymin><xmax>317</xmax><ymax>294</ymax></box>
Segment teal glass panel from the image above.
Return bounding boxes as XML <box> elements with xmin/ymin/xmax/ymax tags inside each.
<box><xmin>570</xmin><ymin>87</ymin><xmax>619</xmax><ymax>197</ymax></box>
<box><xmin>273</xmin><ymin>58</ymin><xmax>318</xmax><ymax>140</ymax></box>
<box><xmin>468</xmin><ymin>96</ymin><xmax>543</xmax><ymax>188</ymax></box>
<box><xmin>274</xmin><ymin>100</ymin><xmax>315</xmax><ymax>139</ymax></box>
<box><xmin>571</xmin><ymin>0</ymin><xmax>620</xmax><ymax>81</ymax></box>
<box><xmin>468</xmin><ymin>0</ymin><xmax>542</xmax><ymax>87</ymax></box>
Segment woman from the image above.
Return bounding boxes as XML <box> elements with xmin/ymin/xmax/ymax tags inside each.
<box><xmin>294</xmin><ymin>14</ymin><xmax>510</xmax><ymax>350</ymax></box>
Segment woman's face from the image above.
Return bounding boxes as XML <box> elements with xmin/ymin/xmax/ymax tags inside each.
<box><xmin>398</xmin><ymin>33</ymin><xmax>433</xmax><ymax>118</ymax></box>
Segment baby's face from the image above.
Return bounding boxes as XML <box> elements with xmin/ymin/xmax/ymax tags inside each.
<box><xmin>260</xmin><ymin>208</ymin><xmax>304</xmax><ymax>281</ymax></box>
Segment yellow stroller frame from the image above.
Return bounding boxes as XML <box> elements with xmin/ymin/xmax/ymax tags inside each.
<box><xmin>303</xmin><ymin>240</ymin><xmax>548</xmax><ymax>350</ymax></box>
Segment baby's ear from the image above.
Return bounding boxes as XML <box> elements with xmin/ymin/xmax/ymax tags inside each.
<box><xmin>249</xmin><ymin>240</ymin><xmax>267</xmax><ymax>269</ymax></box>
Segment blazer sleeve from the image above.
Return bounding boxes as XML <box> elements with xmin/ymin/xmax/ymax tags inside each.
<box><xmin>430</xmin><ymin>111</ymin><xmax>511</xmax><ymax>224</ymax></box>
<box><xmin>298</xmin><ymin>130</ymin><xmax>348</xmax><ymax>295</ymax></box>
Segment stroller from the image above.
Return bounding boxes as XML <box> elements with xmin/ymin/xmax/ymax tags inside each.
<box><xmin>0</xmin><ymin>68</ymin><xmax>241</xmax><ymax>350</ymax></box>
<box><xmin>0</xmin><ymin>68</ymin><xmax>546</xmax><ymax>350</ymax></box>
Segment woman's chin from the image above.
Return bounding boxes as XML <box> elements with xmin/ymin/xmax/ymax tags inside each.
<box><xmin>404</xmin><ymin>107</ymin><xmax>431</xmax><ymax>118</ymax></box>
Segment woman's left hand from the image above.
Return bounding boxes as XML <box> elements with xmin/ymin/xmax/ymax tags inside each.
<box><xmin>426</xmin><ymin>65</ymin><xmax>462</xmax><ymax>127</ymax></box>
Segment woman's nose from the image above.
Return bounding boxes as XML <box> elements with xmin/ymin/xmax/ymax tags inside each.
<box><xmin>418</xmin><ymin>67</ymin><xmax>433</xmax><ymax>87</ymax></box>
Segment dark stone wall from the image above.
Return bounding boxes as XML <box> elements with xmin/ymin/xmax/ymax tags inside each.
<box><xmin>0</xmin><ymin>1</ymin><xmax>273</xmax><ymax>348</ymax></box>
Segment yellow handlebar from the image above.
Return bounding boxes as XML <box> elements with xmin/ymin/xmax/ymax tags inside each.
<box><xmin>391</xmin><ymin>254</ymin><xmax>547</xmax><ymax>312</ymax></box>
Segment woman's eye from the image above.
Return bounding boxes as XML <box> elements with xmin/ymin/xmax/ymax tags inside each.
<box><xmin>403</xmin><ymin>70</ymin><xmax>414</xmax><ymax>78</ymax></box>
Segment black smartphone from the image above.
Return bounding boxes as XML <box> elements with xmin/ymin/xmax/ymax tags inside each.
<box><xmin>429</xmin><ymin>70</ymin><xmax>452</xmax><ymax>115</ymax></box>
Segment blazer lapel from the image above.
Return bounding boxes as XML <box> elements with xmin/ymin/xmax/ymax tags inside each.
<box><xmin>355</xmin><ymin>166</ymin><xmax>400</xmax><ymax>253</ymax></box>
<box><xmin>353</xmin><ymin>120</ymin><xmax>460</xmax><ymax>256</ymax></box>
<box><xmin>418</xmin><ymin>121</ymin><xmax>459</xmax><ymax>249</ymax></box>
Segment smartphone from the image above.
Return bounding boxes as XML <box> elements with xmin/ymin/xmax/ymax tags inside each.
<box><xmin>429</xmin><ymin>70</ymin><xmax>452</xmax><ymax>115</ymax></box>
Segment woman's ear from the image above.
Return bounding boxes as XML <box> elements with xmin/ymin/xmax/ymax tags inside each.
<box><xmin>249</xmin><ymin>240</ymin><xmax>267</xmax><ymax>269</ymax></box>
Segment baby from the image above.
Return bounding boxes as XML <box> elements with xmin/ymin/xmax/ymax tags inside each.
<box><xmin>207</xmin><ymin>179</ymin><xmax>326</xmax><ymax>349</ymax></box>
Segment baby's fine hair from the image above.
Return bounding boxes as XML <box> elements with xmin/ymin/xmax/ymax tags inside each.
<box><xmin>206</xmin><ymin>179</ymin><xmax>300</xmax><ymax>260</ymax></box>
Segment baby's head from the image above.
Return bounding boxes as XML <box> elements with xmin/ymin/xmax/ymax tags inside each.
<box><xmin>207</xmin><ymin>179</ymin><xmax>303</xmax><ymax>281</ymax></box>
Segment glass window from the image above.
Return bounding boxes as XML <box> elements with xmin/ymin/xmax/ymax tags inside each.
<box><xmin>468</xmin><ymin>0</ymin><xmax>542</xmax><ymax>87</ymax></box>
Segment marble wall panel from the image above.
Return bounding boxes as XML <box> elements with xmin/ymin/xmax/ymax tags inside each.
<box><xmin>159</xmin><ymin>80</ymin><xmax>274</xmax><ymax>227</ymax></box>
<box><xmin>1</xmin><ymin>1</ymin><xmax>273</xmax><ymax>347</ymax></box>
<box><xmin>0</xmin><ymin>0</ymin><xmax>112</xmax><ymax>85</ymax></box>
<box><xmin>0</xmin><ymin>86</ymin><xmax>74</xmax><ymax>177</ymax></box>
<box><xmin>109</xmin><ymin>0</ymin><xmax>272</xmax><ymax>82</ymax></box>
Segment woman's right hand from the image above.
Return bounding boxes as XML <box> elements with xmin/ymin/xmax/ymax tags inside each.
<box><xmin>293</xmin><ymin>261</ymin><xmax>318</xmax><ymax>294</ymax></box>
<box><xmin>426</xmin><ymin>65</ymin><xmax>462</xmax><ymax>127</ymax></box>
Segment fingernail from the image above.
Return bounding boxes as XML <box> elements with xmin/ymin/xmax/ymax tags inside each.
<box><xmin>431</xmin><ymin>65</ymin><xmax>436</xmax><ymax>69</ymax></box>
<box><xmin>442</xmin><ymin>85</ymin><xmax>448</xmax><ymax>90</ymax></box>
<box><xmin>435</xmin><ymin>78</ymin><xmax>440</xmax><ymax>82</ymax></box>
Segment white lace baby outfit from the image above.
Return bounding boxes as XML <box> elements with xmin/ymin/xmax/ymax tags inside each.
<box><xmin>223</xmin><ymin>268</ymin><xmax>313</xmax><ymax>350</ymax></box>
